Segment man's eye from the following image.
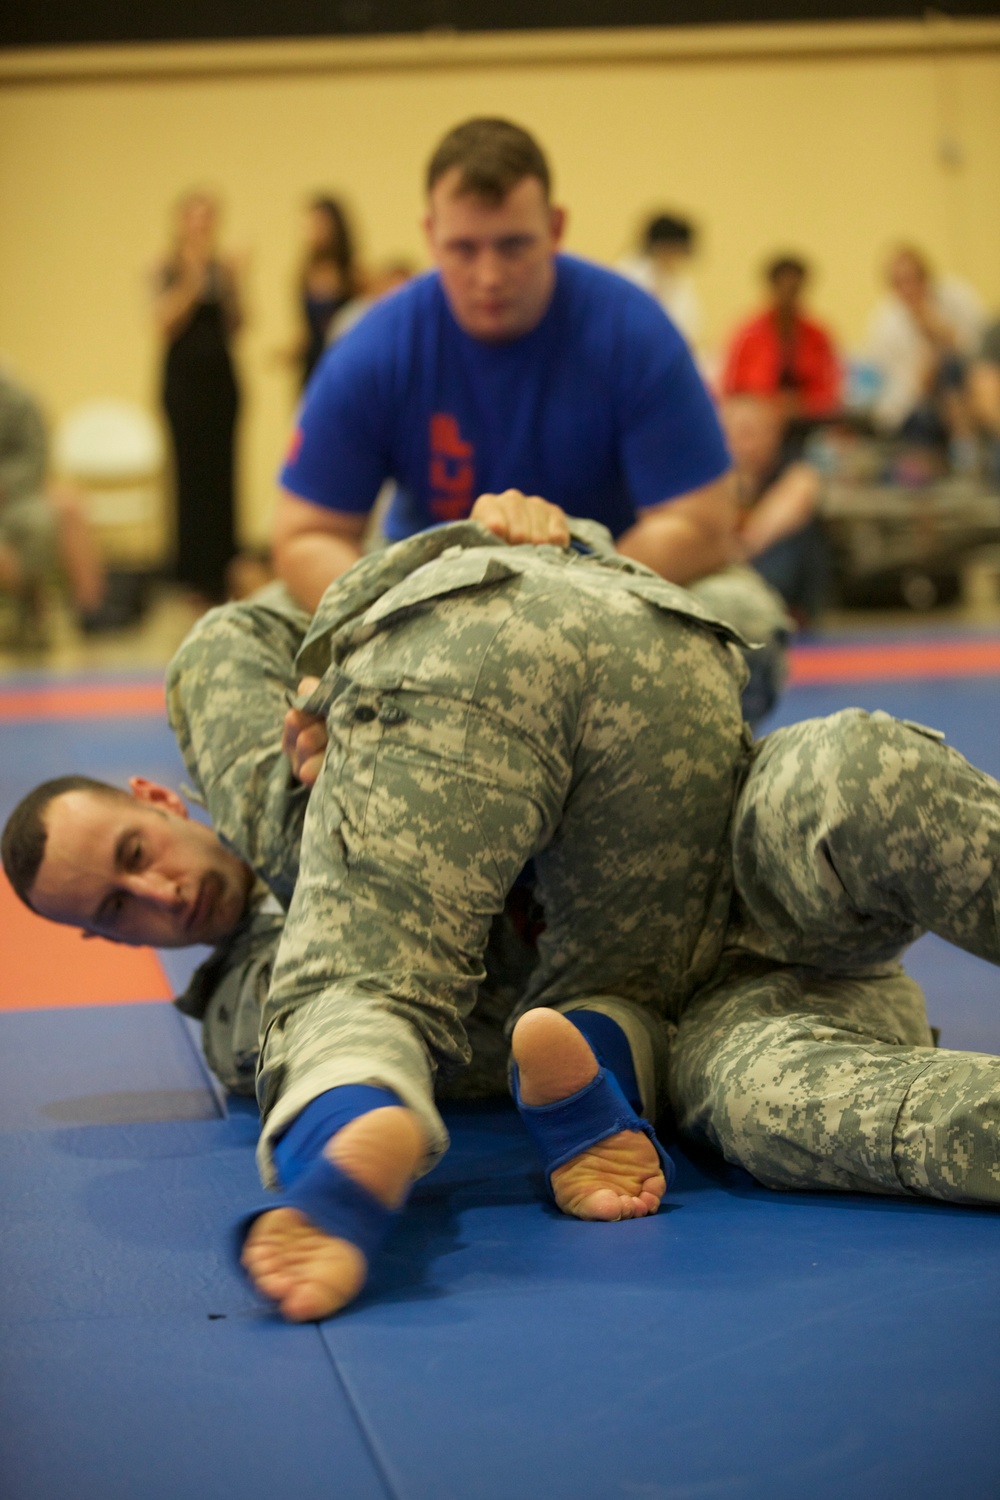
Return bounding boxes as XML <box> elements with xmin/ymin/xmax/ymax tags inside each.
<box><xmin>126</xmin><ymin>840</ymin><xmax>144</xmax><ymax>870</ymax></box>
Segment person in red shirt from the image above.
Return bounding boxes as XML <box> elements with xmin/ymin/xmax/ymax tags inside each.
<box><xmin>721</xmin><ymin>255</ymin><xmax>841</xmax><ymax>422</ymax></box>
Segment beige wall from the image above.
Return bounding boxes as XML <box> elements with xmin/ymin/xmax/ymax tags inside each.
<box><xmin>2</xmin><ymin>20</ymin><xmax>999</xmax><ymax>547</ymax></box>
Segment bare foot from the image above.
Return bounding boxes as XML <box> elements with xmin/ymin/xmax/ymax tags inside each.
<box><xmin>241</xmin><ymin>1106</ymin><xmax>425</xmax><ymax>1322</ymax></box>
<box><xmin>512</xmin><ymin>1008</ymin><xmax>666</xmax><ymax>1222</ymax></box>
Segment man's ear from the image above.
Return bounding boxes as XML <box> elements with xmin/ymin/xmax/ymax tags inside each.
<box><xmin>421</xmin><ymin>207</ymin><xmax>435</xmax><ymax>255</ymax></box>
<box><xmin>127</xmin><ymin>776</ymin><xmax>188</xmax><ymax>818</ymax></box>
<box><xmin>549</xmin><ymin>205</ymin><xmax>567</xmax><ymax>248</ymax></box>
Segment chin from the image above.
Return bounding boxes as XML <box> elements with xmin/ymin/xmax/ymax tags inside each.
<box><xmin>471</xmin><ymin>318</ymin><xmax>519</xmax><ymax>342</ymax></box>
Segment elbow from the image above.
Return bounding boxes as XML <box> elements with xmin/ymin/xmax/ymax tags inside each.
<box><xmin>271</xmin><ymin>532</ymin><xmax>301</xmax><ymax>589</ymax></box>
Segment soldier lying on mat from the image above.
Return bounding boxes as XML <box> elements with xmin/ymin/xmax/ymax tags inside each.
<box><xmin>5</xmin><ymin>495</ymin><xmax>1000</xmax><ymax>1327</ymax></box>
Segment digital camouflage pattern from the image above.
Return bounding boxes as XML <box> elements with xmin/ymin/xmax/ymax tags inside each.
<box><xmin>166</xmin><ymin>523</ymin><xmax>1000</xmax><ymax>1205</ymax></box>
<box><xmin>0</xmin><ymin>371</ymin><xmax>58</xmax><ymax>580</ymax></box>
<box><xmin>670</xmin><ymin>708</ymin><xmax>1000</xmax><ymax>1204</ymax></box>
<box><xmin>167</xmin><ymin>582</ymin><xmax>311</xmax><ymax>910</ymax></box>
<box><xmin>167</xmin><ymin>573</ymin><xmax>537</xmax><ymax>1106</ymax></box>
<box><xmin>253</xmin><ymin>521</ymin><xmax>749</xmax><ymax>1183</ymax></box>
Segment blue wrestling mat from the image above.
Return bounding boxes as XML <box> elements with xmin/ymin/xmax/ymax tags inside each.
<box><xmin>1</xmin><ymin>650</ymin><xmax>998</xmax><ymax>1500</ymax></box>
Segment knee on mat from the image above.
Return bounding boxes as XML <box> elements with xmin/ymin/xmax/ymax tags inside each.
<box><xmin>822</xmin><ymin>705</ymin><xmax>942</xmax><ymax>774</ymax></box>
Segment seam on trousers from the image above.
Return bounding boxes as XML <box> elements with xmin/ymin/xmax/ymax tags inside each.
<box><xmin>886</xmin><ymin>1053</ymin><xmax>950</xmax><ymax>1194</ymax></box>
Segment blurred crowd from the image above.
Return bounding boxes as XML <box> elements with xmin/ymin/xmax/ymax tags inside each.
<box><xmin>3</xmin><ymin>168</ymin><xmax>1000</xmax><ymax>650</ymax></box>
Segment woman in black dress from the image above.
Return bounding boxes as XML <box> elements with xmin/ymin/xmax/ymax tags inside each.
<box><xmin>296</xmin><ymin>195</ymin><xmax>360</xmax><ymax>389</ymax></box>
<box><xmin>154</xmin><ymin>191</ymin><xmax>243</xmax><ymax>604</ymax></box>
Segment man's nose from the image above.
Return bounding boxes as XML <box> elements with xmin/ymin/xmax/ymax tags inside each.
<box><xmin>128</xmin><ymin>871</ymin><xmax>182</xmax><ymax>907</ymax></box>
<box><xmin>473</xmin><ymin>248</ymin><xmax>505</xmax><ymax>286</ymax></box>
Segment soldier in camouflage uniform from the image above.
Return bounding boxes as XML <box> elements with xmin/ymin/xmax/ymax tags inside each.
<box><xmin>177</xmin><ymin>521</ymin><xmax>748</xmax><ymax>1196</ymax></box>
<box><xmin>168</xmin><ymin>514</ymin><xmax>1000</xmax><ymax>1233</ymax></box>
<box><xmin>10</xmin><ymin>511</ymin><xmax>1000</xmax><ymax>1320</ymax></box>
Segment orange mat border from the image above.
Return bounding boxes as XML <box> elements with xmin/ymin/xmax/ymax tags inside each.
<box><xmin>0</xmin><ymin>681</ymin><xmax>166</xmax><ymax>721</ymax></box>
<box><xmin>0</xmin><ymin>873</ymin><xmax>173</xmax><ymax>1011</ymax></box>
<box><xmin>788</xmin><ymin>639</ymin><xmax>1000</xmax><ymax>685</ymax></box>
<box><xmin>1</xmin><ymin>640</ymin><xmax>1000</xmax><ymax>723</ymax></box>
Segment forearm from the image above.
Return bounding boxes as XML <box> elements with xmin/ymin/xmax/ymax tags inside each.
<box><xmin>154</xmin><ymin>273</ymin><xmax>203</xmax><ymax>340</ymax></box>
<box><xmin>274</xmin><ymin>529</ymin><xmax>364</xmax><ymax>612</ymax></box>
<box><xmin>617</xmin><ymin>481</ymin><xmax>742</xmax><ymax>585</ymax></box>
<box><xmin>740</xmin><ymin>466</ymin><xmax>821</xmax><ymax>558</ymax></box>
<box><xmin>970</xmin><ymin>363</ymin><xmax>1000</xmax><ymax>434</ymax></box>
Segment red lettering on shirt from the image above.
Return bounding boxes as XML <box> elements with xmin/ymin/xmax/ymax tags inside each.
<box><xmin>285</xmin><ymin>426</ymin><xmax>304</xmax><ymax>466</ymax></box>
<box><xmin>428</xmin><ymin>413</ymin><xmax>475</xmax><ymax>520</ymax></box>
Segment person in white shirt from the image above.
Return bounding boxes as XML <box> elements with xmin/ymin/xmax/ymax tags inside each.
<box><xmin>617</xmin><ymin>213</ymin><xmax>701</xmax><ymax>349</ymax></box>
<box><xmin>866</xmin><ymin>246</ymin><xmax>985</xmax><ymax>457</ymax></box>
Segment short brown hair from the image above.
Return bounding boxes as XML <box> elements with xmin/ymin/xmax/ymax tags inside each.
<box><xmin>426</xmin><ymin>118</ymin><xmax>551</xmax><ymax>204</ymax></box>
<box><xmin>1</xmin><ymin>774</ymin><xmax>127</xmax><ymax>909</ymax></box>
<box><xmin>766</xmin><ymin>254</ymin><xmax>808</xmax><ymax>284</ymax></box>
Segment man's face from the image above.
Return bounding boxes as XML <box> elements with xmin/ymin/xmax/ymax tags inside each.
<box><xmin>424</xmin><ymin>170</ymin><xmax>565</xmax><ymax>342</ymax></box>
<box><xmin>770</xmin><ymin>267</ymin><xmax>805</xmax><ymax>314</ymax></box>
<box><xmin>888</xmin><ymin>251</ymin><xmax>928</xmax><ymax>306</ymax></box>
<box><xmin>28</xmin><ymin>781</ymin><xmax>252</xmax><ymax>949</ymax></box>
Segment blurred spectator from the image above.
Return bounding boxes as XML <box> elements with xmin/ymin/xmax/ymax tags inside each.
<box><xmin>968</xmin><ymin>317</ymin><xmax>1000</xmax><ymax>488</ymax></box>
<box><xmin>326</xmin><ymin>258</ymin><xmax>417</xmax><ymax>344</ymax></box>
<box><xmin>617</xmin><ymin>213</ymin><xmax>701</xmax><ymax>347</ymax></box>
<box><xmin>153</xmin><ymin>190</ymin><xmax>243</xmax><ymax>605</ymax></box>
<box><xmin>0</xmin><ymin>366</ymin><xmax>106</xmax><ymax>647</ymax></box>
<box><xmin>721</xmin><ymin>393</ymin><xmax>827</xmax><ymax>626</ymax></box>
<box><xmin>866</xmin><ymin>246</ymin><xmax>985</xmax><ymax>464</ymax></box>
<box><xmin>296</xmin><ymin>195</ymin><xmax>361</xmax><ymax>388</ymax></box>
<box><xmin>720</xmin><ymin>255</ymin><xmax>841</xmax><ymax>423</ymax></box>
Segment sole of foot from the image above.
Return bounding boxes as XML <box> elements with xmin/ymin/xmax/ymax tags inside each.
<box><xmin>511</xmin><ymin>1007</ymin><xmax>666</xmax><ymax>1222</ymax></box>
<box><xmin>241</xmin><ymin>1105</ymin><xmax>425</xmax><ymax>1322</ymax></box>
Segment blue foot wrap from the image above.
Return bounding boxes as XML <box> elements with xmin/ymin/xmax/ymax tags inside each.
<box><xmin>236</xmin><ymin>1154</ymin><xmax>399</xmax><ymax>1271</ymax></box>
<box><xmin>235</xmin><ymin>1084</ymin><xmax>403</xmax><ymax>1272</ymax></box>
<box><xmin>512</xmin><ymin>1063</ymin><xmax>675</xmax><ymax>1193</ymax></box>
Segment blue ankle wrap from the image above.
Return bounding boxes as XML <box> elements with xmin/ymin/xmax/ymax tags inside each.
<box><xmin>236</xmin><ymin>1084</ymin><xmax>402</xmax><ymax>1272</ymax></box>
<box><xmin>564</xmin><ymin>1010</ymin><xmax>642</xmax><ymax>1114</ymax></box>
<box><xmin>236</xmin><ymin>1155</ymin><xmax>399</xmax><ymax>1271</ymax></box>
<box><xmin>512</xmin><ymin>1063</ymin><xmax>674</xmax><ymax>1192</ymax></box>
<box><xmin>273</xmin><ymin>1085</ymin><xmax>400</xmax><ymax>1188</ymax></box>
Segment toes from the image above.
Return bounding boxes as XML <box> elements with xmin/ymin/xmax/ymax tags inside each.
<box><xmin>575</xmin><ymin>1187</ymin><xmax>626</xmax><ymax>1222</ymax></box>
<box><xmin>241</xmin><ymin>1209</ymin><xmax>367</xmax><ymax>1321</ymax></box>
<box><xmin>549</xmin><ymin>1131</ymin><xmax>667</xmax><ymax>1221</ymax></box>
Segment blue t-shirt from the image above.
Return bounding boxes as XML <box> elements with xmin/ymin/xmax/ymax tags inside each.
<box><xmin>280</xmin><ymin>254</ymin><xmax>729</xmax><ymax>542</ymax></box>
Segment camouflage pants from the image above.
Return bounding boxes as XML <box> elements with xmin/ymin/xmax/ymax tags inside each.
<box><xmin>167</xmin><ymin>582</ymin><xmax>311</xmax><ymax>910</ymax></box>
<box><xmin>670</xmin><ymin>709</ymin><xmax>1000</xmax><ymax>1204</ymax></box>
<box><xmin>167</xmin><ymin>582</ymin><xmax>536</xmax><ymax>1105</ymax></box>
<box><xmin>256</xmin><ymin>557</ymin><xmax>746</xmax><ymax>1185</ymax></box>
